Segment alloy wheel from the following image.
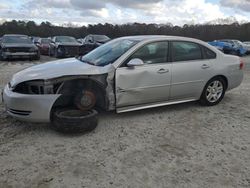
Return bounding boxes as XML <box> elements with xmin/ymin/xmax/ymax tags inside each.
<box><xmin>206</xmin><ymin>80</ymin><xmax>224</xmax><ymax>103</ymax></box>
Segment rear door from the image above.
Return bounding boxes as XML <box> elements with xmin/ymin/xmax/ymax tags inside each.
<box><xmin>170</xmin><ymin>41</ymin><xmax>216</xmax><ymax>100</ymax></box>
<box><xmin>116</xmin><ymin>41</ymin><xmax>172</xmax><ymax>108</ymax></box>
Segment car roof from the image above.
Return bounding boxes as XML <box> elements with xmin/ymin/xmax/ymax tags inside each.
<box><xmin>89</xmin><ymin>34</ymin><xmax>107</xmax><ymax>36</ymax></box>
<box><xmin>54</xmin><ymin>36</ymin><xmax>75</xmax><ymax>38</ymax></box>
<box><xmin>116</xmin><ymin>35</ymin><xmax>205</xmax><ymax>43</ymax></box>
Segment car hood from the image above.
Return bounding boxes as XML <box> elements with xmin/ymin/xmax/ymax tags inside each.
<box><xmin>2</xmin><ymin>43</ymin><xmax>36</xmax><ymax>48</ymax></box>
<box><xmin>11</xmin><ymin>58</ymin><xmax>113</xmax><ymax>87</ymax></box>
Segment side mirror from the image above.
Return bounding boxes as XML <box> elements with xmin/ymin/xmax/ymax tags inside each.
<box><xmin>127</xmin><ymin>58</ymin><xmax>144</xmax><ymax>67</ymax></box>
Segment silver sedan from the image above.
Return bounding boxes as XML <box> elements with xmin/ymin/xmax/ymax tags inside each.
<box><xmin>2</xmin><ymin>35</ymin><xmax>244</xmax><ymax>122</ymax></box>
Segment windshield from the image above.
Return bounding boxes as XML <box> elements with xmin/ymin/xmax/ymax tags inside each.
<box><xmin>93</xmin><ymin>35</ymin><xmax>110</xmax><ymax>41</ymax></box>
<box><xmin>3</xmin><ymin>36</ymin><xmax>32</xmax><ymax>44</ymax></box>
<box><xmin>80</xmin><ymin>39</ymin><xmax>139</xmax><ymax>67</ymax></box>
<box><xmin>41</xmin><ymin>38</ymin><xmax>51</xmax><ymax>44</ymax></box>
<box><xmin>55</xmin><ymin>36</ymin><xmax>77</xmax><ymax>43</ymax></box>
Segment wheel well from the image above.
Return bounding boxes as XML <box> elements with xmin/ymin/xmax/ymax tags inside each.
<box><xmin>205</xmin><ymin>75</ymin><xmax>228</xmax><ymax>91</ymax></box>
<box><xmin>213</xmin><ymin>75</ymin><xmax>228</xmax><ymax>90</ymax></box>
<box><xmin>200</xmin><ymin>75</ymin><xmax>228</xmax><ymax>100</ymax></box>
<box><xmin>51</xmin><ymin>78</ymin><xmax>108</xmax><ymax>113</ymax></box>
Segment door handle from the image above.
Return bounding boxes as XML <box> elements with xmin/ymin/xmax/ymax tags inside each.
<box><xmin>157</xmin><ymin>68</ymin><xmax>169</xmax><ymax>74</ymax></box>
<box><xmin>201</xmin><ymin>64</ymin><xmax>210</xmax><ymax>69</ymax></box>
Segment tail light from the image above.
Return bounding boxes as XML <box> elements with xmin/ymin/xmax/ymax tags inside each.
<box><xmin>240</xmin><ymin>59</ymin><xmax>244</xmax><ymax>70</ymax></box>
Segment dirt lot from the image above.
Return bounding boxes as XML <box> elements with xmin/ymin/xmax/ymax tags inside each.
<box><xmin>0</xmin><ymin>56</ymin><xmax>250</xmax><ymax>188</ymax></box>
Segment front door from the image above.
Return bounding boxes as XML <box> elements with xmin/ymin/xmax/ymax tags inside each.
<box><xmin>115</xmin><ymin>41</ymin><xmax>172</xmax><ymax>108</ymax></box>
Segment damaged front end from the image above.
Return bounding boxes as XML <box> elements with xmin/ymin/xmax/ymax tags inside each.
<box><xmin>10</xmin><ymin>70</ymin><xmax>116</xmax><ymax>112</ymax></box>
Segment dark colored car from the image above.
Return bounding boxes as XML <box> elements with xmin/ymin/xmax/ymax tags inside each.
<box><xmin>80</xmin><ymin>34</ymin><xmax>111</xmax><ymax>55</ymax></box>
<box><xmin>35</xmin><ymin>38</ymin><xmax>51</xmax><ymax>55</ymax></box>
<box><xmin>0</xmin><ymin>34</ymin><xmax>40</xmax><ymax>61</ymax></box>
<box><xmin>49</xmin><ymin>36</ymin><xmax>82</xmax><ymax>58</ymax></box>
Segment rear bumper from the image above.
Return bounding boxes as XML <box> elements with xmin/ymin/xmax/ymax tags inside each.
<box><xmin>2</xmin><ymin>84</ymin><xmax>60</xmax><ymax>123</ymax></box>
<box><xmin>227</xmin><ymin>71</ymin><xmax>244</xmax><ymax>91</ymax></box>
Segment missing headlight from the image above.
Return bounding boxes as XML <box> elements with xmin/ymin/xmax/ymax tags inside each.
<box><xmin>13</xmin><ymin>80</ymin><xmax>63</xmax><ymax>95</ymax></box>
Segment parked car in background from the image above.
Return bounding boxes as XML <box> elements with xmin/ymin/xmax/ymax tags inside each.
<box><xmin>219</xmin><ymin>39</ymin><xmax>248</xmax><ymax>56</ymax></box>
<box><xmin>77</xmin><ymin>38</ymin><xmax>85</xmax><ymax>44</ymax></box>
<box><xmin>243</xmin><ymin>41</ymin><xmax>250</xmax><ymax>54</ymax></box>
<box><xmin>243</xmin><ymin>41</ymin><xmax>250</xmax><ymax>45</ymax></box>
<box><xmin>30</xmin><ymin>36</ymin><xmax>40</xmax><ymax>44</ymax></box>
<box><xmin>0</xmin><ymin>34</ymin><xmax>40</xmax><ymax>60</ymax></box>
<box><xmin>80</xmin><ymin>34</ymin><xmax>111</xmax><ymax>55</ymax></box>
<box><xmin>49</xmin><ymin>36</ymin><xmax>82</xmax><ymax>58</ymax></box>
<box><xmin>208</xmin><ymin>41</ymin><xmax>233</xmax><ymax>53</ymax></box>
<box><xmin>232</xmin><ymin>40</ymin><xmax>250</xmax><ymax>54</ymax></box>
<box><xmin>2</xmin><ymin>36</ymin><xmax>243</xmax><ymax>130</ymax></box>
<box><xmin>35</xmin><ymin>38</ymin><xmax>51</xmax><ymax>55</ymax></box>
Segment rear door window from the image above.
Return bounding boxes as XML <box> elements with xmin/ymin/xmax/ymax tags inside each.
<box><xmin>172</xmin><ymin>41</ymin><xmax>202</xmax><ymax>62</ymax></box>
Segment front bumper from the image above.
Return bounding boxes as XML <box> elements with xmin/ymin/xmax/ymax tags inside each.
<box><xmin>2</xmin><ymin>84</ymin><xmax>60</xmax><ymax>123</ymax></box>
<box><xmin>2</xmin><ymin>52</ymin><xmax>37</xmax><ymax>59</ymax></box>
<box><xmin>40</xmin><ymin>48</ymin><xmax>49</xmax><ymax>55</ymax></box>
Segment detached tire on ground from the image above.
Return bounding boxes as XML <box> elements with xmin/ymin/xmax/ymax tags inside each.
<box><xmin>52</xmin><ymin>109</ymin><xmax>98</xmax><ymax>133</ymax></box>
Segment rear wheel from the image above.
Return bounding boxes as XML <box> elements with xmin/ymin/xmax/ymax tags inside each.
<box><xmin>199</xmin><ymin>77</ymin><xmax>226</xmax><ymax>106</ymax></box>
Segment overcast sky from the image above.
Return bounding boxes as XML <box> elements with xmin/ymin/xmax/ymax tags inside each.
<box><xmin>0</xmin><ymin>0</ymin><xmax>250</xmax><ymax>26</ymax></box>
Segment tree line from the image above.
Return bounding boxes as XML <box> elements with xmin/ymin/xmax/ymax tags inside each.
<box><xmin>1</xmin><ymin>20</ymin><xmax>250</xmax><ymax>42</ymax></box>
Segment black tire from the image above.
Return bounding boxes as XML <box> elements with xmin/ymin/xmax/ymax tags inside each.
<box><xmin>54</xmin><ymin>48</ymin><xmax>62</xmax><ymax>58</ymax></box>
<box><xmin>0</xmin><ymin>51</ymin><xmax>3</xmax><ymax>61</ymax></box>
<box><xmin>199</xmin><ymin>77</ymin><xmax>226</xmax><ymax>106</ymax></box>
<box><xmin>237</xmin><ymin>50</ymin><xmax>242</xmax><ymax>57</ymax></box>
<box><xmin>52</xmin><ymin>108</ymin><xmax>98</xmax><ymax>134</ymax></box>
<box><xmin>49</xmin><ymin>48</ymin><xmax>53</xmax><ymax>56</ymax></box>
<box><xmin>33</xmin><ymin>51</ymin><xmax>40</xmax><ymax>60</ymax></box>
<box><xmin>54</xmin><ymin>48</ymin><xmax>58</xmax><ymax>58</ymax></box>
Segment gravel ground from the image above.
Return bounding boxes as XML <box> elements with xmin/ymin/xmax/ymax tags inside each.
<box><xmin>0</xmin><ymin>56</ymin><xmax>250</xmax><ymax>188</ymax></box>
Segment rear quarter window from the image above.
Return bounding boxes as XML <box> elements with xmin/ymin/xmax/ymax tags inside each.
<box><xmin>203</xmin><ymin>47</ymin><xmax>216</xmax><ymax>59</ymax></box>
